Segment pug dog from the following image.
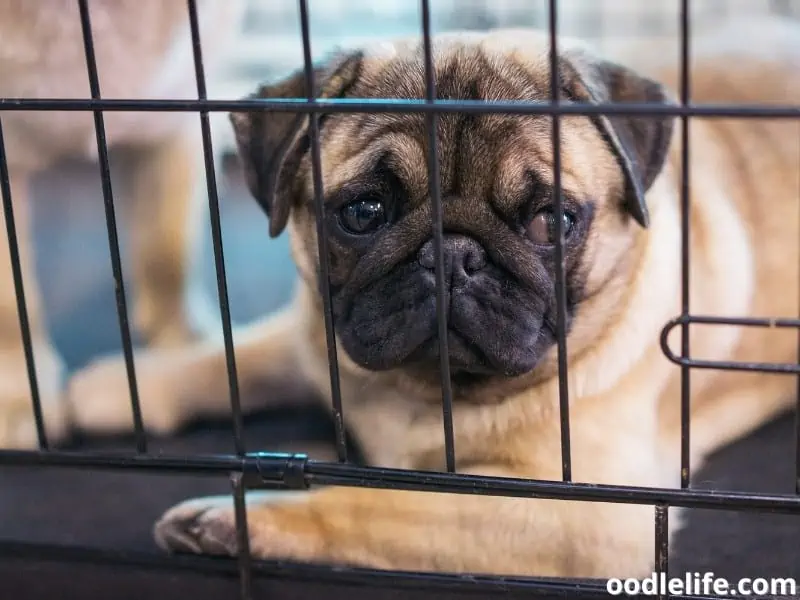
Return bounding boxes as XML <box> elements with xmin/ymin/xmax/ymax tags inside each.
<box><xmin>69</xmin><ymin>16</ymin><xmax>799</xmax><ymax>578</ymax></box>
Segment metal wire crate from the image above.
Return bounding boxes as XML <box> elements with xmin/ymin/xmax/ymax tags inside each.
<box><xmin>0</xmin><ymin>1</ymin><xmax>799</xmax><ymax>599</ymax></box>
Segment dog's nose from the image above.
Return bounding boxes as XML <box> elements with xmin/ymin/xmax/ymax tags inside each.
<box><xmin>418</xmin><ymin>235</ymin><xmax>487</xmax><ymax>276</ymax></box>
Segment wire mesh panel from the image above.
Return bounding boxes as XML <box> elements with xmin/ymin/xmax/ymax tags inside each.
<box><xmin>0</xmin><ymin>1</ymin><xmax>800</xmax><ymax>600</ymax></box>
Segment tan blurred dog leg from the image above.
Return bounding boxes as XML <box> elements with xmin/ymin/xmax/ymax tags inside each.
<box><xmin>68</xmin><ymin>299</ymin><xmax>313</xmax><ymax>436</ymax></box>
<box><xmin>0</xmin><ymin>171</ymin><xmax>68</xmax><ymax>449</ymax></box>
<box><xmin>127</xmin><ymin>129</ymin><xmax>218</xmax><ymax>349</ymax></box>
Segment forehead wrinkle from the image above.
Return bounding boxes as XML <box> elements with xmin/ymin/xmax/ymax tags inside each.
<box><xmin>354</xmin><ymin>55</ymin><xmax>426</xmax><ymax>100</ymax></box>
<box><xmin>492</xmin><ymin>155</ymin><xmax>530</xmax><ymax>213</ymax></box>
<box><xmin>487</xmin><ymin>134</ymin><xmax>587</xmax><ymax>212</ymax></box>
<box><xmin>382</xmin><ymin>133</ymin><xmax>428</xmax><ymax>199</ymax></box>
<box><xmin>519</xmin><ymin>120</ymin><xmax>588</xmax><ymax>190</ymax></box>
<box><xmin>452</xmin><ymin>120</ymin><xmax>497</xmax><ymax>201</ymax></box>
<box><xmin>528</xmin><ymin>152</ymin><xmax>586</xmax><ymax>198</ymax></box>
<box><xmin>350</xmin><ymin>114</ymin><xmax>423</xmax><ymax>160</ymax></box>
<box><xmin>319</xmin><ymin>145</ymin><xmax>378</xmax><ymax>197</ymax></box>
<box><xmin>359</xmin><ymin>112</ymin><xmax>421</xmax><ymax>135</ymax></box>
<box><xmin>436</xmin><ymin>115</ymin><xmax>461</xmax><ymax>194</ymax></box>
<box><xmin>353</xmin><ymin>44</ymin><xmax>542</xmax><ymax>103</ymax></box>
<box><xmin>334</xmin><ymin>45</ymin><xmax>601</xmax><ymax>209</ymax></box>
<box><xmin>480</xmin><ymin>53</ymin><xmax>543</xmax><ymax>101</ymax></box>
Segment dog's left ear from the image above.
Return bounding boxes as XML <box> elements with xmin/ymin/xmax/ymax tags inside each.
<box><xmin>229</xmin><ymin>52</ymin><xmax>363</xmax><ymax>238</ymax></box>
<box><xmin>559</xmin><ymin>50</ymin><xmax>676</xmax><ymax>228</ymax></box>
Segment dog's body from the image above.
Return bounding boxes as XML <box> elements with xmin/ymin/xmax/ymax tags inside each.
<box><xmin>70</xmin><ymin>17</ymin><xmax>798</xmax><ymax>578</ymax></box>
<box><xmin>0</xmin><ymin>0</ymin><xmax>245</xmax><ymax>447</ymax></box>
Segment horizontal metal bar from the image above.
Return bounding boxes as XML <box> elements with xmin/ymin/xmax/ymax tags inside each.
<box><xmin>4</xmin><ymin>449</ymin><xmax>800</xmax><ymax>513</ymax></box>
<box><xmin>304</xmin><ymin>463</ymin><xmax>800</xmax><ymax>513</ymax></box>
<box><xmin>670</xmin><ymin>315</ymin><xmax>800</xmax><ymax>328</ymax></box>
<box><xmin>0</xmin><ymin>450</ymin><xmax>312</xmax><ymax>488</ymax></box>
<box><xmin>665</xmin><ymin>357</ymin><xmax>799</xmax><ymax>374</ymax></box>
<box><xmin>0</xmin><ymin>540</ymin><xmax>716</xmax><ymax>599</ymax></box>
<box><xmin>0</xmin><ymin>449</ymin><xmax>248</xmax><ymax>473</ymax></box>
<box><xmin>1</xmin><ymin>97</ymin><xmax>800</xmax><ymax>118</ymax></box>
<box><xmin>660</xmin><ymin>315</ymin><xmax>800</xmax><ymax>374</ymax></box>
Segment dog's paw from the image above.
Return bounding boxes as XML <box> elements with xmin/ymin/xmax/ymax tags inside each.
<box><xmin>155</xmin><ymin>495</ymin><xmax>240</xmax><ymax>556</ymax></box>
<box><xmin>154</xmin><ymin>492</ymin><xmax>313</xmax><ymax>559</ymax></box>
<box><xmin>0</xmin><ymin>346</ymin><xmax>68</xmax><ymax>449</ymax></box>
<box><xmin>67</xmin><ymin>350</ymin><xmax>183</xmax><ymax>437</ymax></box>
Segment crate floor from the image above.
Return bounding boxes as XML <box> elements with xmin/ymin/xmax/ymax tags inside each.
<box><xmin>0</xmin><ymin>160</ymin><xmax>798</xmax><ymax>599</ymax></box>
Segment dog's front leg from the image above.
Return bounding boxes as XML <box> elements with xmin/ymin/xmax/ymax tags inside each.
<box><xmin>154</xmin><ymin>465</ymin><xmax>656</xmax><ymax>578</ymax></box>
<box><xmin>67</xmin><ymin>294</ymin><xmax>319</xmax><ymax>436</ymax></box>
<box><xmin>124</xmin><ymin>128</ymin><xmax>218</xmax><ymax>349</ymax></box>
<box><xmin>0</xmin><ymin>171</ymin><xmax>68</xmax><ymax>448</ymax></box>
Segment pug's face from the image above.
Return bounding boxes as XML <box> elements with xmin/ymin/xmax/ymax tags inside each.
<box><xmin>231</xmin><ymin>32</ymin><xmax>675</xmax><ymax>391</ymax></box>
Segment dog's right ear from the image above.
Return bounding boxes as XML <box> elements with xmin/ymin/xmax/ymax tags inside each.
<box><xmin>558</xmin><ymin>48</ymin><xmax>676</xmax><ymax>229</ymax></box>
<box><xmin>229</xmin><ymin>52</ymin><xmax>363</xmax><ymax>238</ymax></box>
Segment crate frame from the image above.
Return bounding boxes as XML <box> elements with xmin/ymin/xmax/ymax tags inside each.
<box><xmin>0</xmin><ymin>1</ymin><xmax>799</xmax><ymax>599</ymax></box>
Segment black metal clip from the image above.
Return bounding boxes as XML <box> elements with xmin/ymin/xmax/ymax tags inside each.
<box><xmin>249</xmin><ymin>452</ymin><xmax>310</xmax><ymax>490</ymax></box>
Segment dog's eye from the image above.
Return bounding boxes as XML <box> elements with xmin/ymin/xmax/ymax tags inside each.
<box><xmin>339</xmin><ymin>197</ymin><xmax>388</xmax><ymax>235</ymax></box>
<box><xmin>528</xmin><ymin>207</ymin><xmax>576</xmax><ymax>244</ymax></box>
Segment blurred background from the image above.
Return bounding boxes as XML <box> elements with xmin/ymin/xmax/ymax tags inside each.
<box><xmin>213</xmin><ymin>0</ymin><xmax>800</xmax><ymax>103</ymax></box>
<box><xmin>38</xmin><ymin>0</ymin><xmax>800</xmax><ymax>372</ymax></box>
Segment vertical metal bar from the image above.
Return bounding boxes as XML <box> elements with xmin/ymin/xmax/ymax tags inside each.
<box><xmin>678</xmin><ymin>0</ymin><xmax>692</xmax><ymax>490</ymax></box>
<box><xmin>420</xmin><ymin>0</ymin><xmax>456</xmax><ymax>474</ymax></box>
<box><xmin>655</xmin><ymin>503</ymin><xmax>670</xmax><ymax>600</ymax></box>
<box><xmin>795</xmin><ymin>127</ymin><xmax>800</xmax><ymax>495</ymax></box>
<box><xmin>548</xmin><ymin>0</ymin><xmax>572</xmax><ymax>483</ymax></box>
<box><xmin>186</xmin><ymin>0</ymin><xmax>246</xmax><ymax>457</ymax></box>
<box><xmin>231</xmin><ymin>473</ymin><xmax>253</xmax><ymax>600</ymax></box>
<box><xmin>298</xmin><ymin>0</ymin><xmax>349</xmax><ymax>464</ymax></box>
<box><xmin>0</xmin><ymin>120</ymin><xmax>48</xmax><ymax>449</ymax></box>
<box><xmin>77</xmin><ymin>0</ymin><xmax>146</xmax><ymax>453</ymax></box>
